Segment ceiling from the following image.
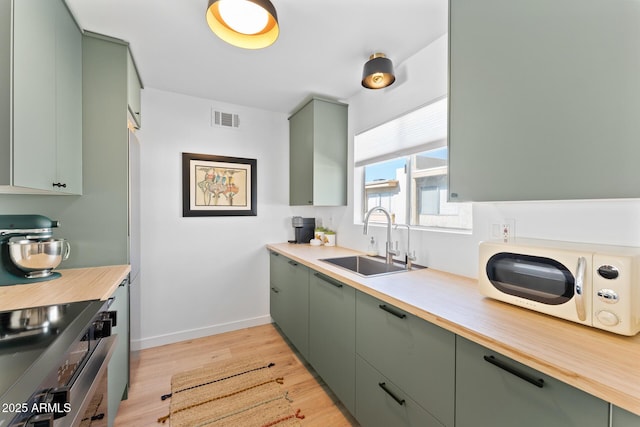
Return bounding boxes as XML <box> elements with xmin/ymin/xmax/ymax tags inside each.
<box><xmin>66</xmin><ymin>0</ymin><xmax>448</xmax><ymax>114</ymax></box>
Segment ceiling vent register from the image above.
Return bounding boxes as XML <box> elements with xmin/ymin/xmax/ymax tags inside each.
<box><xmin>211</xmin><ymin>109</ymin><xmax>240</xmax><ymax>128</ymax></box>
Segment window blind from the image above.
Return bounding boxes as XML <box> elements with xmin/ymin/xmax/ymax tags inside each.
<box><xmin>354</xmin><ymin>97</ymin><xmax>448</xmax><ymax>167</ymax></box>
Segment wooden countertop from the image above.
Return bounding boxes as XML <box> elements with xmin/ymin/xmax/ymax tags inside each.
<box><xmin>0</xmin><ymin>265</ymin><xmax>131</xmax><ymax>312</ymax></box>
<box><xmin>267</xmin><ymin>242</ymin><xmax>640</xmax><ymax>416</ymax></box>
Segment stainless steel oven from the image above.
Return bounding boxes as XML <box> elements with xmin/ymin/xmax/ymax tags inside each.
<box><xmin>0</xmin><ymin>298</ymin><xmax>118</xmax><ymax>427</ymax></box>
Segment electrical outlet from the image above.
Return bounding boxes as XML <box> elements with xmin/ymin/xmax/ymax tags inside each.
<box><xmin>502</xmin><ymin>218</ymin><xmax>516</xmax><ymax>241</ymax></box>
<box><xmin>491</xmin><ymin>219</ymin><xmax>516</xmax><ymax>241</ymax></box>
<box><xmin>501</xmin><ymin>223</ymin><xmax>511</xmax><ymax>240</ymax></box>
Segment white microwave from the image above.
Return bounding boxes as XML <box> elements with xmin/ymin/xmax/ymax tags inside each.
<box><xmin>479</xmin><ymin>238</ymin><xmax>640</xmax><ymax>336</ymax></box>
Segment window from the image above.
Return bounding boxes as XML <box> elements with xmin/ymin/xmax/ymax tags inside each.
<box><xmin>364</xmin><ymin>158</ymin><xmax>405</xmax><ymax>222</ymax></box>
<box><xmin>356</xmin><ymin>98</ymin><xmax>472</xmax><ymax>231</ymax></box>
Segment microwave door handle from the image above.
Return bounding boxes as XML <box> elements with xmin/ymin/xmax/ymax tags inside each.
<box><xmin>575</xmin><ymin>257</ymin><xmax>587</xmax><ymax>321</ymax></box>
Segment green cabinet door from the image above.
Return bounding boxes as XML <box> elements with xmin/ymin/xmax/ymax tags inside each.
<box><xmin>269</xmin><ymin>252</ymin><xmax>310</xmax><ymax>358</ymax></box>
<box><xmin>308</xmin><ymin>272</ymin><xmax>356</xmax><ymax>414</ymax></box>
<box><xmin>127</xmin><ymin>51</ymin><xmax>142</xmax><ymax>128</ymax></box>
<box><xmin>289</xmin><ymin>98</ymin><xmax>347</xmax><ymax>206</ymax></box>
<box><xmin>12</xmin><ymin>0</ymin><xmax>57</xmax><ymax>191</ymax></box>
<box><xmin>269</xmin><ymin>264</ymin><xmax>285</xmax><ymax>326</ymax></box>
<box><xmin>455</xmin><ymin>336</ymin><xmax>609</xmax><ymax>427</ymax></box>
<box><xmin>355</xmin><ymin>355</ymin><xmax>444</xmax><ymax>427</ymax></box>
<box><xmin>12</xmin><ymin>0</ymin><xmax>81</xmax><ymax>194</ymax></box>
<box><xmin>612</xmin><ymin>406</ymin><xmax>640</xmax><ymax>427</ymax></box>
<box><xmin>289</xmin><ymin>100</ymin><xmax>314</xmax><ymax>205</ymax></box>
<box><xmin>449</xmin><ymin>0</ymin><xmax>640</xmax><ymax>202</ymax></box>
<box><xmin>356</xmin><ymin>291</ymin><xmax>455</xmax><ymax>426</ymax></box>
<box><xmin>54</xmin><ymin>0</ymin><xmax>82</xmax><ymax>194</ymax></box>
<box><xmin>107</xmin><ymin>278</ymin><xmax>130</xmax><ymax>427</ymax></box>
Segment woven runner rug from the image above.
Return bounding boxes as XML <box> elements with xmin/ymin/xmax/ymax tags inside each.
<box><xmin>157</xmin><ymin>356</ymin><xmax>304</xmax><ymax>427</ymax></box>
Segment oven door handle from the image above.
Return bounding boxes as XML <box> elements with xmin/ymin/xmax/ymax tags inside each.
<box><xmin>575</xmin><ymin>257</ymin><xmax>587</xmax><ymax>321</ymax></box>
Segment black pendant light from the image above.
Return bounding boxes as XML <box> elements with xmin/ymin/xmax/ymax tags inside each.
<box><xmin>206</xmin><ymin>0</ymin><xmax>279</xmax><ymax>49</ymax></box>
<box><xmin>361</xmin><ymin>53</ymin><xmax>396</xmax><ymax>89</ymax></box>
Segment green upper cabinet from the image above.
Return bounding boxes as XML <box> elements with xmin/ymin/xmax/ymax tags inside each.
<box><xmin>0</xmin><ymin>0</ymin><xmax>82</xmax><ymax>194</ymax></box>
<box><xmin>289</xmin><ymin>97</ymin><xmax>348</xmax><ymax>206</ymax></box>
<box><xmin>72</xmin><ymin>32</ymin><xmax>138</xmax><ymax>269</ymax></box>
<box><xmin>448</xmin><ymin>0</ymin><xmax>640</xmax><ymax>202</ymax></box>
<box><xmin>127</xmin><ymin>51</ymin><xmax>143</xmax><ymax>129</ymax></box>
<box><xmin>54</xmin><ymin>0</ymin><xmax>83</xmax><ymax>193</ymax></box>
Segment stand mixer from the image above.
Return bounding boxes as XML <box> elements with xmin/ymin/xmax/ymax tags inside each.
<box><xmin>0</xmin><ymin>215</ymin><xmax>69</xmax><ymax>286</ymax></box>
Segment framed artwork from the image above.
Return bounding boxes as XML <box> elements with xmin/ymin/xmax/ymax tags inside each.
<box><xmin>182</xmin><ymin>152</ymin><xmax>257</xmax><ymax>217</ymax></box>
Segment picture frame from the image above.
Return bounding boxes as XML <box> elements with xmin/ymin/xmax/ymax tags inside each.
<box><xmin>182</xmin><ymin>152</ymin><xmax>257</xmax><ymax>217</ymax></box>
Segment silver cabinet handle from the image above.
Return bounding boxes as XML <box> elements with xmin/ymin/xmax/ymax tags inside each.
<box><xmin>575</xmin><ymin>257</ymin><xmax>587</xmax><ymax>321</ymax></box>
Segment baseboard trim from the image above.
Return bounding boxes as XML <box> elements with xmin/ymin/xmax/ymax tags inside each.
<box><xmin>131</xmin><ymin>315</ymin><xmax>272</xmax><ymax>351</ymax></box>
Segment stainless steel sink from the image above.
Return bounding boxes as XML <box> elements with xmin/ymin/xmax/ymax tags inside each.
<box><xmin>321</xmin><ymin>255</ymin><xmax>418</xmax><ymax>277</ymax></box>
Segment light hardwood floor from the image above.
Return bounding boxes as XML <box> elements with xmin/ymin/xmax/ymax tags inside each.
<box><xmin>114</xmin><ymin>323</ymin><xmax>359</xmax><ymax>426</ymax></box>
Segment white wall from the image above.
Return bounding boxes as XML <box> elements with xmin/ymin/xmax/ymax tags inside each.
<box><xmin>134</xmin><ymin>35</ymin><xmax>640</xmax><ymax>350</ymax></box>
<box><xmin>134</xmin><ymin>88</ymin><xmax>292</xmax><ymax>350</ymax></box>
<box><xmin>319</xmin><ymin>33</ymin><xmax>640</xmax><ymax>279</ymax></box>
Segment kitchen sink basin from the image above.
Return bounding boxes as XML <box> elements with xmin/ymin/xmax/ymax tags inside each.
<box><xmin>321</xmin><ymin>255</ymin><xmax>419</xmax><ymax>277</ymax></box>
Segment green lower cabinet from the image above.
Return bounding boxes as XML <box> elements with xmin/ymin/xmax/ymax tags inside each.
<box><xmin>355</xmin><ymin>291</ymin><xmax>455</xmax><ymax>426</ymax></box>
<box><xmin>612</xmin><ymin>406</ymin><xmax>640</xmax><ymax>427</ymax></box>
<box><xmin>267</xmin><ymin>251</ymin><xmax>629</xmax><ymax>427</ymax></box>
<box><xmin>269</xmin><ymin>252</ymin><xmax>310</xmax><ymax>359</ymax></box>
<box><xmin>455</xmin><ymin>336</ymin><xmax>609</xmax><ymax>427</ymax></box>
<box><xmin>107</xmin><ymin>279</ymin><xmax>130</xmax><ymax>427</ymax></box>
<box><xmin>308</xmin><ymin>272</ymin><xmax>356</xmax><ymax>414</ymax></box>
<box><xmin>355</xmin><ymin>355</ymin><xmax>444</xmax><ymax>427</ymax></box>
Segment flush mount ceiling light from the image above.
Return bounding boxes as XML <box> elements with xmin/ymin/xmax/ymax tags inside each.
<box><xmin>206</xmin><ymin>0</ymin><xmax>279</xmax><ymax>49</ymax></box>
<box><xmin>361</xmin><ymin>53</ymin><xmax>396</xmax><ymax>89</ymax></box>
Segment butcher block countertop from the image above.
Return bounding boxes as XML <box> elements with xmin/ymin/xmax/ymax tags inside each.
<box><xmin>0</xmin><ymin>264</ymin><xmax>131</xmax><ymax>312</ymax></box>
<box><xmin>267</xmin><ymin>242</ymin><xmax>640</xmax><ymax>416</ymax></box>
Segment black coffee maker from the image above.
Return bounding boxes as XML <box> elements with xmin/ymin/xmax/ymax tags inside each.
<box><xmin>289</xmin><ymin>217</ymin><xmax>315</xmax><ymax>244</ymax></box>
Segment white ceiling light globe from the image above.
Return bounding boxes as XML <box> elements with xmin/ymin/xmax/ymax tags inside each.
<box><xmin>218</xmin><ymin>0</ymin><xmax>269</xmax><ymax>35</ymax></box>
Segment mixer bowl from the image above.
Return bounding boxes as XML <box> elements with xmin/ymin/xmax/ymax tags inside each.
<box><xmin>8</xmin><ymin>238</ymin><xmax>70</xmax><ymax>278</ymax></box>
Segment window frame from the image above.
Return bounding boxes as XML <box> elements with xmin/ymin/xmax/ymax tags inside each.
<box><xmin>354</xmin><ymin>97</ymin><xmax>472</xmax><ymax>233</ymax></box>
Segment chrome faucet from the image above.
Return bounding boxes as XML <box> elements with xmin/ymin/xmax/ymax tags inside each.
<box><xmin>363</xmin><ymin>206</ymin><xmax>399</xmax><ymax>264</ymax></box>
<box><xmin>395</xmin><ymin>223</ymin><xmax>417</xmax><ymax>270</ymax></box>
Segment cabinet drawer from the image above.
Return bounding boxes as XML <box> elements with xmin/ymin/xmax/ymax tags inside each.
<box><xmin>355</xmin><ymin>355</ymin><xmax>444</xmax><ymax>427</ymax></box>
<box><xmin>455</xmin><ymin>336</ymin><xmax>609</xmax><ymax>427</ymax></box>
<box><xmin>270</xmin><ymin>252</ymin><xmax>308</xmax><ymax>288</ymax></box>
<box><xmin>355</xmin><ymin>291</ymin><xmax>454</xmax><ymax>426</ymax></box>
<box><xmin>269</xmin><ymin>251</ymin><xmax>287</xmax><ymax>287</ymax></box>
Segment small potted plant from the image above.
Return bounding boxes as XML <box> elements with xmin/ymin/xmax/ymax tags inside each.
<box><xmin>314</xmin><ymin>226</ymin><xmax>326</xmax><ymax>243</ymax></box>
<box><xmin>324</xmin><ymin>229</ymin><xmax>336</xmax><ymax>246</ymax></box>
